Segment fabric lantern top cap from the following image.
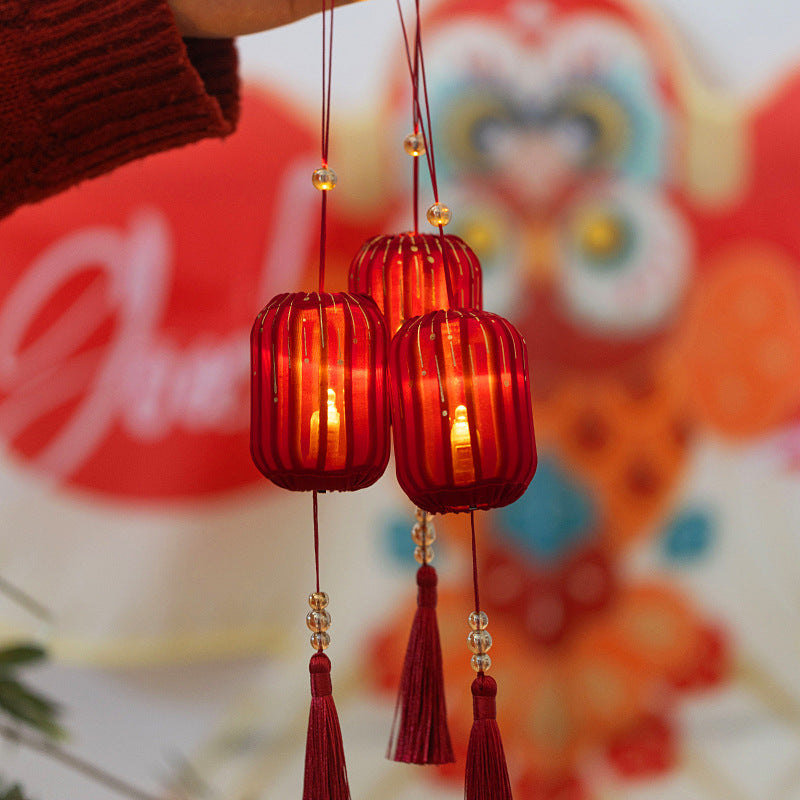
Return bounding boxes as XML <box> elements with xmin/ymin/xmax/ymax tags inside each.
<box><xmin>388</xmin><ymin>308</ymin><xmax>537</xmax><ymax>514</ymax></box>
<box><xmin>251</xmin><ymin>291</ymin><xmax>391</xmax><ymax>492</ymax></box>
<box><xmin>349</xmin><ymin>232</ymin><xmax>482</xmax><ymax>335</ymax></box>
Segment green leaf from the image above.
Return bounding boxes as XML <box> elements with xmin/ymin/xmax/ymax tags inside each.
<box><xmin>0</xmin><ymin>680</ymin><xmax>65</xmax><ymax>740</ymax></box>
<box><xmin>0</xmin><ymin>646</ymin><xmax>47</xmax><ymax>669</ymax></box>
<box><xmin>3</xmin><ymin>787</ymin><xmax>28</xmax><ymax>800</ymax></box>
<box><xmin>0</xmin><ymin>783</ymin><xmax>32</xmax><ymax>800</ymax></box>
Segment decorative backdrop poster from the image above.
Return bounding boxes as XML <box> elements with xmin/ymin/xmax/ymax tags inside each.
<box><xmin>2</xmin><ymin>1</ymin><xmax>800</xmax><ymax>798</ymax></box>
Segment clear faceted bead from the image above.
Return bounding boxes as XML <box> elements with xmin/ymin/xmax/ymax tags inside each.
<box><xmin>415</xmin><ymin>507</ymin><xmax>427</xmax><ymax>523</ymax></box>
<box><xmin>411</xmin><ymin>522</ymin><xmax>436</xmax><ymax>546</ymax></box>
<box><xmin>467</xmin><ymin>629</ymin><xmax>492</xmax><ymax>654</ymax></box>
<box><xmin>312</xmin><ymin>167</ymin><xmax>337</xmax><ymax>191</ymax></box>
<box><xmin>468</xmin><ymin>610</ymin><xmax>489</xmax><ymax>630</ymax></box>
<box><xmin>414</xmin><ymin>545</ymin><xmax>435</xmax><ymax>564</ymax></box>
<box><xmin>471</xmin><ymin>653</ymin><xmax>492</xmax><ymax>673</ymax></box>
<box><xmin>403</xmin><ymin>132</ymin><xmax>426</xmax><ymax>157</ymax></box>
<box><xmin>306</xmin><ymin>609</ymin><xmax>331</xmax><ymax>632</ymax></box>
<box><xmin>426</xmin><ymin>202</ymin><xmax>452</xmax><ymax>227</ymax></box>
<box><xmin>310</xmin><ymin>631</ymin><xmax>331</xmax><ymax>650</ymax></box>
<box><xmin>308</xmin><ymin>591</ymin><xmax>329</xmax><ymax>610</ymax></box>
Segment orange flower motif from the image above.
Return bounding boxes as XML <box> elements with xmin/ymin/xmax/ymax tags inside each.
<box><xmin>371</xmin><ymin>573</ymin><xmax>727</xmax><ymax>795</ymax></box>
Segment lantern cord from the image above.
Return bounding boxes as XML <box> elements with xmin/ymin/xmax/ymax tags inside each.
<box><xmin>321</xmin><ymin>0</ymin><xmax>333</xmax><ymax>166</ymax></box>
<box><xmin>470</xmin><ymin>510</ymin><xmax>481</xmax><ymax>621</ymax></box>
<box><xmin>414</xmin><ymin>1</ymin><xmax>458</xmax><ymax>306</ymax></box>
<box><xmin>413</xmin><ymin>145</ymin><xmax>419</xmax><ymax>235</ymax></box>
<box><xmin>395</xmin><ymin>0</ymin><xmax>421</xmax><ymax>235</ymax></box>
<box><xmin>318</xmin><ymin>0</ymin><xmax>335</xmax><ymax>293</ymax></box>
<box><xmin>395</xmin><ymin>0</ymin><xmax>456</xmax><ymax>306</ymax></box>
<box><xmin>313</xmin><ymin>490</ymin><xmax>321</xmax><ymax>595</ymax></box>
<box><xmin>319</xmin><ymin>190</ymin><xmax>328</xmax><ymax>294</ymax></box>
<box><xmin>395</xmin><ymin>0</ymin><xmax>440</xmax><ymax>201</ymax></box>
<box><xmin>412</xmin><ymin>6</ymin><xmax>421</xmax><ymax>233</ymax></box>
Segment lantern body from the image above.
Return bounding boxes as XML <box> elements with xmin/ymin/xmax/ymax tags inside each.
<box><xmin>349</xmin><ymin>233</ymin><xmax>482</xmax><ymax>335</ymax></box>
<box><xmin>251</xmin><ymin>292</ymin><xmax>390</xmax><ymax>492</ymax></box>
<box><xmin>389</xmin><ymin>309</ymin><xmax>537</xmax><ymax>513</ymax></box>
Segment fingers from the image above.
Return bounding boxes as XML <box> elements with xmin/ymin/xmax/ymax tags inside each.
<box><xmin>169</xmin><ymin>0</ymin><xmax>363</xmax><ymax>39</ymax></box>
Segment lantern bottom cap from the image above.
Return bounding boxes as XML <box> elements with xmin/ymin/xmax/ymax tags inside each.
<box><xmin>400</xmin><ymin>475</ymin><xmax>535</xmax><ymax>515</ymax></box>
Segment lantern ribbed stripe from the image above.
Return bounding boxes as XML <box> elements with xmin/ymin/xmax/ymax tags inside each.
<box><xmin>349</xmin><ymin>233</ymin><xmax>482</xmax><ymax>334</ymax></box>
<box><xmin>389</xmin><ymin>309</ymin><xmax>537</xmax><ymax>514</ymax></box>
<box><xmin>251</xmin><ymin>292</ymin><xmax>390</xmax><ymax>492</ymax></box>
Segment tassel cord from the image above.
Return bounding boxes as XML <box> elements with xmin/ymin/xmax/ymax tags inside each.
<box><xmin>470</xmin><ymin>508</ymin><xmax>481</xmax><ymax>647</ymax></box>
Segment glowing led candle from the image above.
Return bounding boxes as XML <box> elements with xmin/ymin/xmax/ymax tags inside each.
<box><xmin>450</xmin><ymin>404</ymin><xmax>476</xmax><ymax>484</ymax></box>
<box><xmin>310</xmin><ymin>388</ymin><xmax>341</xmax><ymax>461</ymax></box>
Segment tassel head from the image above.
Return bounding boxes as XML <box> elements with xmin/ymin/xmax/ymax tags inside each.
<box><xmin>465</xmin><ymin>674</ymin><xmax>513</xmax><ymax>800</ymax></box>
<box><xmin>303</xmin><ymin>652</ymin><xmax>351</xmax><ymax>800</ymax></box>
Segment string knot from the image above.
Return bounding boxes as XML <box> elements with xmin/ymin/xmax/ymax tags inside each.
<box><xmin>471</xmin><ymin>674</ymin><xmax>497</xmax><ymax>720</ymax></box>
<box><xmin>416</xmin><ymin>564</ymin><xmax>438</xmax><ymax>608</ymax></box>
<box><xmin>310</xmin><ymin>652</ymin><xmax>333</xmax><ymax>698</ymax></box>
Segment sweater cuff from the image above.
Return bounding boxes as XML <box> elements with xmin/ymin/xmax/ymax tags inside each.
<box><xmin>0</xmin><ymin>0</ymin><xmax>240</xmax><ymax>219</ymax></box>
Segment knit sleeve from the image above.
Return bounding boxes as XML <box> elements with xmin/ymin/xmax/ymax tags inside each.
<box><xmin>0</xmin><ymin>0</ymin><xmax>240</xmax><ymax>220</ymax></box>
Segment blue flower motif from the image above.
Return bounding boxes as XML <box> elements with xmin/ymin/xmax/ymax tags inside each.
<box><xmin>662</xmin><ymin>509</ymin><xmax>715</xmax><ymax>562</ymax></box>
<box><xmin>385</xmin><ymin>513</ymin><xmax>418</xmax><ymax>569</ymax></box>
<box><xmin>498</xmin><ymin>456</ymin><xmax>597</xmax><ymax>566</ymax></box>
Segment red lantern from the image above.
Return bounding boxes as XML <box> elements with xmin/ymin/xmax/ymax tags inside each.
<box><xmin>388</xmin><ymin>308</ymin><xmax>537</xmax><ymax>513</ymax></box>
<box><xmin>251</xmin><ymin>291</ymin><xmax>390</xmax><ymax>492</ymax></box>
<box><xmin>349</xmin><ymin>232</ymin><xmax>482</xmax><ymax>334</ymax></box>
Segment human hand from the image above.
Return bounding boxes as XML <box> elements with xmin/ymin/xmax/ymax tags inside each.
<box><xmin>167</xmin><ymin>0</ymin><xmax>363</xmax><ymax>37</ymax></box>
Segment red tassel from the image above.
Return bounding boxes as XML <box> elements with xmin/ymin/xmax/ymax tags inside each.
<box><xmin>388</xmin><ymin>564</ymin><xmax>454</xmax><ymax>764</ymax></box>
<box><xmin>465</xmin><ymin>674</ymin><xmax>513</xmax><ymax>800</ymax></box>
<box><xmin>303</xmin><ymin>652</ymin><xmax>351</xmax><ymax>800</ymax></box>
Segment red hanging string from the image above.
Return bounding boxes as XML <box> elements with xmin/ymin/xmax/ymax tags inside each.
<box><xmin>395</xmin><ymin>0</ymin><xmax>455</xmax><ymax>306</ymax></box>
<box><xmin>411</xmin><ymin>4</ymin><xmax>421</xmax><ymax>233</ymax></box>
<box><xmin>395</xmin><ymin>0</ymin><xmax>422</xmax><ymax>234</ymax></box>
<box><xmin>470</xmin><ymin>509</ymin><xmax>481</xmax><ymax>625</ymax></box>
<box><xmin>321</xmin><ymin>0</ymin><xmax>334</xmax><ymax>165</ymax></box>
<box><xmin>313</xmin><ymin>489</ymin><xmax>321</xmax><ymax>597</ymax></box>
<box><xmin>394</xmin><ymin>0</ymin><xmax>439</xmax><ymax>201</ymax></box>
<box><xmin>318</xmin><ymin>0</ymin><xmax>335</xmax><ymax>293</ymax></box>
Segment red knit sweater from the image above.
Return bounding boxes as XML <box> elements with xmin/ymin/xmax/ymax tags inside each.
<box><xmin>0</xmin><ymin>0</ymin><xmax>240</xmax><ymax>220</ymax></box>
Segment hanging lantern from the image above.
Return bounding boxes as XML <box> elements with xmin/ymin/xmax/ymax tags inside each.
<box><xmin>388</xmin><ymin>308</ymin><xmax>537</xmax><ymax>514</ymax></box>
<box><xmin>251</xmin><ymin>291</ymin><xmax>390</xmax><ymax>492</ymax></box>
<box><xmin>349</xmin><ymin>232</ymin><xmax>482</xmax><ymax>335</ymax></box>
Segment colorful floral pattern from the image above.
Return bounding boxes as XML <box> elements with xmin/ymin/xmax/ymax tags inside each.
<box><xmin>364</xmin><ymin>0</ymin><xmax>800</xmax><ymax>795</ymax></box>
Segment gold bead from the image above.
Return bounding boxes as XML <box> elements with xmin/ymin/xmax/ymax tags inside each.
<box><xmin>468</xmin><ymin>610</ymin><xmax>489</xmax><ymax>630</ymax></box>
<box><xmin>414</xmin><ymin>545</ymin><xmax>435</xmax><ymax>564</ymax></box>
<box><xmin>403</xmin><ymin>132</ymin><xmax>426</xmax><ymax>157</ymax></box>
<box><xmin>426</xmin><ymin>202</ymin><xmax>451</xmax><ymax>227</ymax></box>
<box><xmin>306</xmin><ymin>610</ymin><xmax>331</xmax><ymax>632</ymax></box>
<box><xmin>309</xmin><ymin>591</ymin><xmax>329</xmax><ymax>610</ymax></box>
<box><xmin>312</xmin><ymin>167</ymin><xmax>337</xmax><ymax>191</ymax></box>
<box><xmin>411</xmin><ymin>522</ymin><xmax>436</xmax><ymax>546</ymax></box>
<box><xmin>468</xmin><ymin>630</ymin><xmax>492</xmax><ymax>654</ymax></box>
<box><xmin>310</xmin><ymin>631</ymin><xmax>331</xmax><ymax>650</ymax></box>
<box><xmin>415</xmin><ymin>508</ymin><xmax>427</xmax><ymax>523</ymax></box>
<box><xmin>471</xmin><ymin>653</ymin><xmax>492</xmax><ymax>673</ymax></box>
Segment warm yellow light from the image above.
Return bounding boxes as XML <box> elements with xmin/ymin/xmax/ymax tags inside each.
<box><xmin>450</xmin><ymin>404</ymin><xmax>475</xmax><ymax>483</ymax></box>
<box><xmin>310</xmin><ymin>388</ymin><xmax>341</xmax><ymax>461</ymax></box>
<box><xmin>579</xmin><ymin>211</ymin><xmax>625</xmax><ymax>260</ymax></box>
